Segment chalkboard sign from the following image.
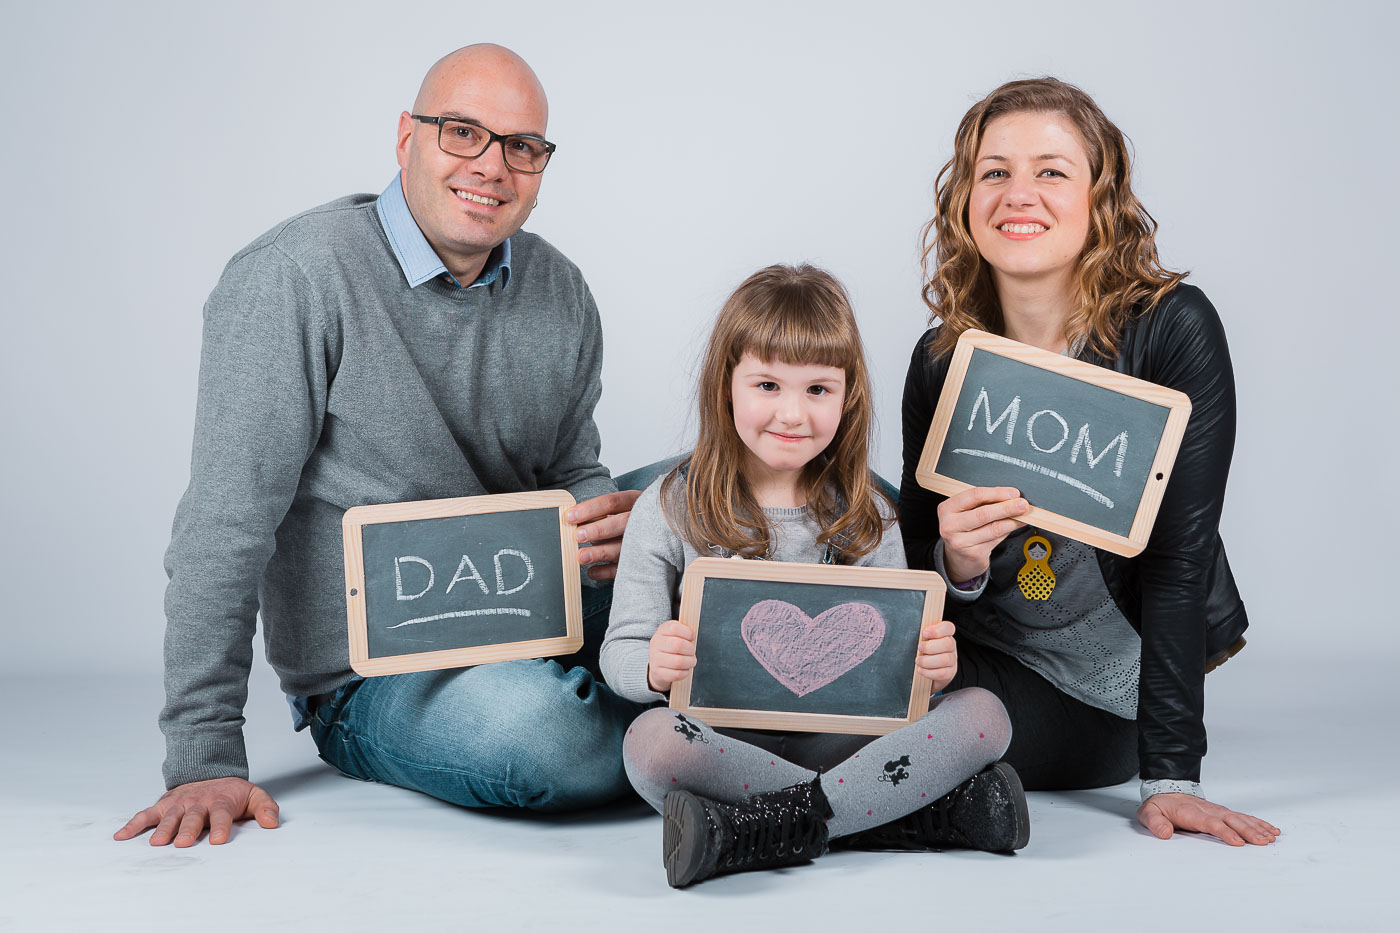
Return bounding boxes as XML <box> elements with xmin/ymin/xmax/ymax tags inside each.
<box><xmin>916</xmin><ymin>330</ymin><xmax>1191</xmax><ymax>557</ymax></box>
<box><xmin>670</xmin><ymin>558</ymin><xmax>943</xmax><ymax>734</ymax></box>
<box><xmin>342</xmin><ymin>490</ymin><xmax>583</xmax><ymax>676</ymax></box>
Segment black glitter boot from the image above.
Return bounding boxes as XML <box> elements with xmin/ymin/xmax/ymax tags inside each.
<box><xmin>835</xmin><ymin>761</ymin><xmax>1030</xmax><ymax>853</ymax></box>
<box><xmin>662</xmin><ymin>778</ymin><xmax>833</xmax><ymax>888</ymax></box>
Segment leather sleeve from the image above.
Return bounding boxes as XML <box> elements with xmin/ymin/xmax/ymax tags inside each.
<box><xmin>1117</xmin><ymin>286</ymin><xmax>1238</xmax><ymax>782</ymax></box>
<box><xmin>898</xmin><ymin>329</ymin><xmax>950</xmax><ymax>573</ymax></box>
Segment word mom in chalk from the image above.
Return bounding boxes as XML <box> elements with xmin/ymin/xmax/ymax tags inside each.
<box><xmin>961</xmin><ymin>387</ymin><xmax>1128</xmax><ymax>508</ymax></box>
<box><xmin>918</xmin><ymin>331</ymin><xmax>1189</xmax><ymax>553</ymax></box>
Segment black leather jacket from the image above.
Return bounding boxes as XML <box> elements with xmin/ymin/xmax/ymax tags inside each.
<box><xmin>899</xmin><ymin>284</ymin><xmax>1248</xmax><ymax>783</ymax></box>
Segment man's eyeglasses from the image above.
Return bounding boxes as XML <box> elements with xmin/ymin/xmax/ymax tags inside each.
<box><xmin>411</xmin><ymin>115</ymin><xmax>556</xmax><ymax>174</ymax></box>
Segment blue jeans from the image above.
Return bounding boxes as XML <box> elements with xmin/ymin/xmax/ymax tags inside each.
<box><xmin>308</xmin><ymin>656</ymin><xmax>644</xmax><ymax>811</ymax></box>
<box><xmin>307</xmin><ymin>462</ymin><xmax>672</xmax><ymax>811</ymax></box>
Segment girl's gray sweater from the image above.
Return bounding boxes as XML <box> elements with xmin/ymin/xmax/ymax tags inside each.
<box><xmin>599</xmin><ymin>473</ymin><xmax>905</xmax><ymax>705</ymax></box>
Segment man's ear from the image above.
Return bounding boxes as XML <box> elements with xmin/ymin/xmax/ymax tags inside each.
<box><xmin>395</xmin><ymin>111</ymin><xmax>415</xmax><ymax>173</ymax></box>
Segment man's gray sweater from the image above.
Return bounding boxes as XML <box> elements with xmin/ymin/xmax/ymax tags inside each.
<box><xmin>161</xmin><ymin>194</ymin><xmax>614</xmax><ymax>788</ymax></box>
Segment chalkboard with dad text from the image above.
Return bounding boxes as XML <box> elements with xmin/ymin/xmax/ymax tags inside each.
<box><xmin>670</xmin><ymin>558</ymin><xmax>943</xmax><ymax>734</ymax></box>
<box><xmin>916</xmin><ymin>330</ymin><xmax>1192</xmax><ymax>557</ymax></box>
<box><xmin>342</xmin><ymin>490</ymin><xmax>582</xmax><ymax>676</ymax></box>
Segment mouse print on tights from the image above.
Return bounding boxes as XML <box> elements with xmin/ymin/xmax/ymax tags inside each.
<box><xmin>878</xmin><ymin>755</ymin><xmax>912</xmax><ymax>787</ymax></box>
<box><xmin>673</xmin><ymin>713</ymin><xmax>709</xmax><ymax>745</ymax></box>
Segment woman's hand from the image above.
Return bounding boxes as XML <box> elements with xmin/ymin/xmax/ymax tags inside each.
<box><xmin>647</xmin><ymin>620</ymin><xmax>696</xmax><ymax>694</ymax></box>
<box><xmin>1137</xmin><ymin>794</ymin><xmax>1281</xmax><ymax>846</ymax></box>
<box><xmin>916</xmin><ymin>620</ymin><xmax>958</xmax><ymax>693</ymax></box>
<box><xmin>937</xmin><ymin>486</ymin><xmax>1029</xmax><ymax>583</ymax></box>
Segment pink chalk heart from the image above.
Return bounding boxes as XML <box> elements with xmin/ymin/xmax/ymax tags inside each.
<box><xmin>739</xmin><ymin>599</ymin><xmax>886</xmax><ymax>697</ymax></box>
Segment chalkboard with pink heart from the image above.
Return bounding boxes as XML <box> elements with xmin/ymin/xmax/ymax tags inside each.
<box><xmin>670</xmin><ymin>558</ymin><xmax>946</xmax><ymax>734</ymax></box>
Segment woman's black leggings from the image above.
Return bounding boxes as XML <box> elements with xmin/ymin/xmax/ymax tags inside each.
<box><xmin>947</xmin><ymin>638</ymin><xmax>1137</xmax><ymax>790</ymax></box>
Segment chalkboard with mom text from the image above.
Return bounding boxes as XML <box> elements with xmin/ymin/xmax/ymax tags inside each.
<box><xmin>341</xmin><ymin>490</ymin><xmax>583</xmax><ymax>676</ymax></box>
<box><xmin>917</xmin><ymin>330</ymin><xmax>1192</xmax><ymax>557</ymax></box>
<box><xmin>670</xmin><ymin>558</ymin><xmax>943</xmax><ymax>735</ymax></box>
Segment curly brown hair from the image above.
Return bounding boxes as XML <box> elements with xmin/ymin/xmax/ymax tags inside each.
<box><xmin>661</xmin><ymin>264</ymin><xmax>894</xmax><ymax>562</ymax></box>
<box><xmin>921</xmin><ymin>77</ymin><xmax>1186</xmax><ymax>359</ymax></box>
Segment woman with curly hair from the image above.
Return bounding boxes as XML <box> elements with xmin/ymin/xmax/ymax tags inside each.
<box><xmin>900</xmin><ymin>77</ymin><xmax>1279</xmax><ymax>846</ymax></box>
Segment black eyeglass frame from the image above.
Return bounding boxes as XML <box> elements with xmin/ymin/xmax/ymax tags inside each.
<box><xmin>410</xmin><ymin>114</ymin><xmax>557</xmax><ymax>174</ymax></box>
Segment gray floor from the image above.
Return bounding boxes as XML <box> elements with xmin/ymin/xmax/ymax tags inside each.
<box><xmin>3</xmin><ymin>650</ymin><xmax>1391</xmax><ymax>932</ymax></box>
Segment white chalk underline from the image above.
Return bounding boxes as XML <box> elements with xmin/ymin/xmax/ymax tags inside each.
<box><xmin>950</xmin><ymin>449</ymin><xmax>1115</xmax><ymax>509</ymax></box>
<box><xmin>388</xmin><ymin>608</ymin><xmax>533</xmax><ymax>629</ymax></box>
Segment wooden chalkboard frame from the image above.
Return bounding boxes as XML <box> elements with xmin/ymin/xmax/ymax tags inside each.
<box><xmin>670</xmin><ymin>558</ymin><xmax>942</xmax><ymax>734</ymax></box>
<box><xmin>916</xmin><ymin>330</ymin><xmax>1192</xmax><ymax>558</ymax></box>
<box><xmin>342</xmin><ymin>490</ymin><xmax>583</xmax><ymax>676</ymax></box>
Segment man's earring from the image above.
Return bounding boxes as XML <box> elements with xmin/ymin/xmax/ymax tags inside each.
<box><xmin>533</xmin><ymin>198</ymin><xmax>539</xmax><ymax>209</ymax></box>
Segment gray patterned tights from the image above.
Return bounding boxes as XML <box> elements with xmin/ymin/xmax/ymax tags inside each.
<box><xmin>622</xmin><ymin>686</ymin><xmax>1011</xmax><ymax>837</ymax></box>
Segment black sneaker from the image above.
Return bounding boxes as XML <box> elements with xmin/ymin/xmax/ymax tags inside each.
<box><xmin>662</xmin><ymin>779</ymin><xmax>832</xmax><ymax>888</ymax></box>
<box><xmin>835</xmin><ymin>761</ymin><xmax>1030</xmax><ymax>853</ymax></box>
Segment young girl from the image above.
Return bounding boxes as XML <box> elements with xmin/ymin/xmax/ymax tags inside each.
<box><xmin>600</xmin><ymin>264</ymin><xmax>1028</xmax><ymax>888</ymax></box>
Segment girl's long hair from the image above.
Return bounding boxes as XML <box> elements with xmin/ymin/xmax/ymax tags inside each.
<box><xmin>662</xmin><ymin>264</ymin><xmax>893</xmax><ymax>562</ymax></box>
<box><xmin>920</xmin><ymin>77</ymin><xmax>1186</xmax><ymax>360</ymax></box>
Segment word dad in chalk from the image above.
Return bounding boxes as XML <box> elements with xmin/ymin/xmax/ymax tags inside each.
<box><xmin>388</xmin><ymin>548</ymin><xmax>536</xmax><ymax>628</ymax></box>
<box><xmin>959</xmin><ymin>387</ymin><xmax>1128</xmax><ymax>508</ymax></box>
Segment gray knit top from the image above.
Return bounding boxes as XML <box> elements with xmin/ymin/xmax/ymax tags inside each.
<box><xmin>600</xmin><ymin>473</ymin><xmax>906</xmax><ymax>705</ymax></box>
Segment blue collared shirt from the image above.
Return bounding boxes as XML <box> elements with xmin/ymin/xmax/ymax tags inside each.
<box><xmin>375</xmin><ymin>173</ymin><xmax>511</xmax><ymax>290</ymax></box>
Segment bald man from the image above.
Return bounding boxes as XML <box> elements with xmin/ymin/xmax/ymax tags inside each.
<box><xmin>117</xmin><ymin>46</ymin><xmax>646</xmax><ymax>847</ymax></box>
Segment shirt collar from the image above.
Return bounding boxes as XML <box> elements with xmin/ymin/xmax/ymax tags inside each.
<box><xmin>375</xmin><ymin>173</ymin><xmax>511</xmax><ymax>290</ymax></box>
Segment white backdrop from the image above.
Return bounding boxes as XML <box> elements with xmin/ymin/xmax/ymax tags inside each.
<box><xmin>3</xmin><ymin>0</ymin><xmax>1396</xmax><ymax>676</ymax></box>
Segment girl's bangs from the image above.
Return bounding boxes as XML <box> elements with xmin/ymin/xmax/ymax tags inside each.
<box><xmin>734</xmin><ymin>295</ymin><xmax>857</xmax><ymax>373</ymax></box>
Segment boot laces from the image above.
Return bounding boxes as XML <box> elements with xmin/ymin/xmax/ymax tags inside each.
<box><xmin>720</xmin><ymin>803</ymin><xmax>823</xmax><ymax>868</ymax></box>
